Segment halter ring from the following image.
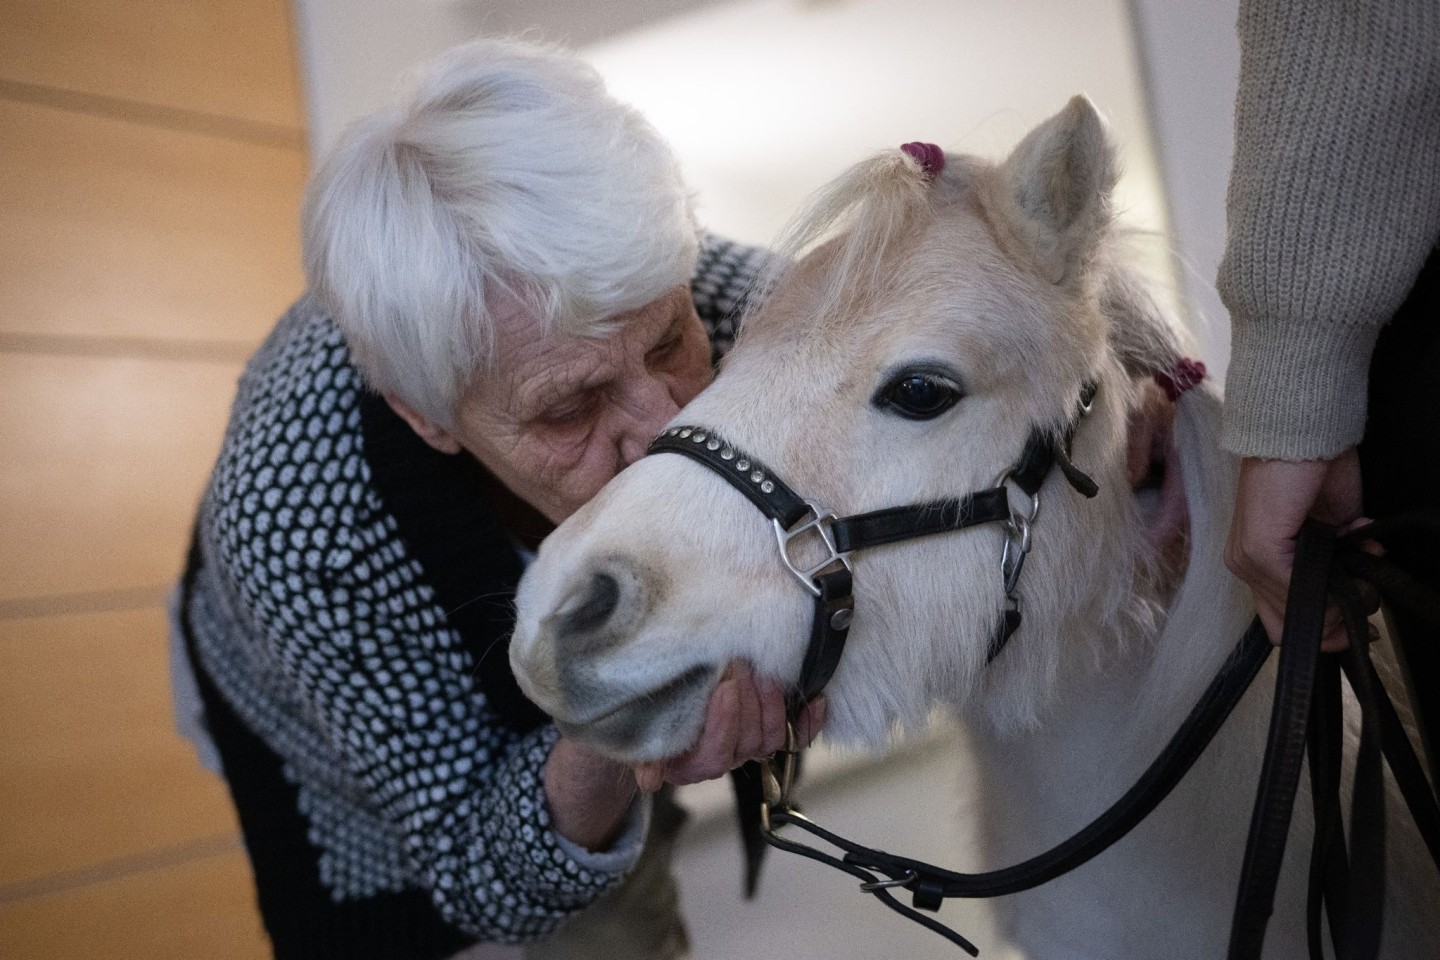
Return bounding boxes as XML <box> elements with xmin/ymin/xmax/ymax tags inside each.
<box><xmin>994</xmin><ymin>468</ymin><xmax>1041</xmax><ymax>597</ymax></box>
<box><xmin>993</xmin><ymin>467</ymin><xmax>1043</xmax><ymax>526</ymax></box>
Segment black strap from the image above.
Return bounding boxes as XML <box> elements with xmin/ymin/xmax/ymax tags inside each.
<box><xmin>819</xmin><ymin>621</ymin><xmax>1271</xmax><ymax>898</ymax></box>
<box><xmin>831</xmin><ymin>489</ymin><xmax>1010</xmax><ymax>553</ymax></box>
<box><xmin>647</xmin><ymin>389</ymin><xmax>1101</xmax><ymax>918</ymax></box>
<box><xmin>1228</xmin><ymin>517</ymin><xmax>1440</xmax><ymax>960</ymax></box>
<box><xmin>729</xmin><ymin>761</ymin><xmax>770</xmax><ymax>898</ymax></box>
<box><xmin>1228</xmin><ymin>519</ymin><xmax>1334</xmax><ymax>959</ymax></box>
<box><xmin>757</xmin><ymin>619</ymin><xmax>1270</xmax><ymax>954</ymax></box>
<box><xmin>648</xmin><ymin>428</ymin><xmax>810</xmax><ymax>527</ymax></box>
<box><xmin>789</xmin><ymin>569</ymin><xmax>855</xmax><ymax>714</ymax></box>
<box><xmin>765</xmin><ymin>507</ymin><xmax>1440</xmax><ymax>954</ymax></box>
<box><xmin>1010</xmin><ymin>381</ymin><xmax>1101</xmax><ymax>498</ymax></box>
<box><xmin>647</xmin><ymin>429</ymin><xmax>1020</xmax><ymax>715</ymax></box>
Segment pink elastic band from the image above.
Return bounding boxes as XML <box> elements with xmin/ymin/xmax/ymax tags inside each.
<box><xmin>1154</xmin><ymin>357</ymin><xmax>1207</xmax><ymax>401</ymax></box>
<box><xmin>900</xmin><ymin>141</ymin><xmax>945</xmax><ymax>177</ymax></box>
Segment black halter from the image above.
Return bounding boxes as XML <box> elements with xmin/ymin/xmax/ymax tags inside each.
<box><xmin>647</xmin><ymin>381</ymin><xmax>1100</xmax><ymax>717</ymax></box>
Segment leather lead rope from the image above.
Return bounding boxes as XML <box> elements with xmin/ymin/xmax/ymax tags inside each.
<box><xmin>1229</xmin><ymin>518</ymin><xmax>1440</xmax><ymax>960</ymax></box>
<box><xmin>760</xmin><ymin>621</ymin><xmax>1270</xmax><ymax>954</ymax></box>
<box><xmin>1228</xmin><ymin>520</ymin><xmax>1334</xmax><ymax>958</ymax></box>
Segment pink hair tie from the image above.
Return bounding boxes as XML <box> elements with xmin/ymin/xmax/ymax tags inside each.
<box><xmin>900</xmin><ymin>141</ymin><xmax>945</xmax><ymax>177</ymax></box>
<box><xmin>1154</xmin><ymin>357</ymin><xmax>1207</xmax><ymax>401</ymax></box>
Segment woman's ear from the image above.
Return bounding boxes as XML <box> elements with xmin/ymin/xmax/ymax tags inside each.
<box><xmin>384</xmin><ymin>393</ymin><xmax>463</xmax><ymax>454</ymax></box>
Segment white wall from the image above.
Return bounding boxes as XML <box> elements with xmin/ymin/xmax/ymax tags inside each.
<box><xmin>292</xmin><ymin>0</ymin><xmax>729</xmax><ymax>155</ymax></box>
<box><xmin>293</xmin><ymin>0</ymin><xmax>1180</xmax><ymax>301</ymax></box>
<box><xmin>582</xmin><ymin>0</ymin><xmax>1167</xmax><ymax>244</ymax></box>
<box><xmin>1128</xmin><ymin>0</ymin><xmax>1240</xmax><ymax>377</ymax></box>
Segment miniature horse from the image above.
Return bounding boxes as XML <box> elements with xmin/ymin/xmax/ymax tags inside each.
<box><xmin>510</xmin><ymin>98</ymin><xmax>1437</xmax><ymax>957</ymax></box>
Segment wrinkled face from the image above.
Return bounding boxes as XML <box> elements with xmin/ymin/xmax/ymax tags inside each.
<box><xmin>450</xmin><ymin>286</ymin><xmax>712</xmax><ymax>523</ymax></box>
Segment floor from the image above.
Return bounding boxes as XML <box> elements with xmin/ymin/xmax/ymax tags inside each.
<box><xmin>0</xmin><ymin>4</ymin><xmax>1005</xmax><ymax>959</ymax></box>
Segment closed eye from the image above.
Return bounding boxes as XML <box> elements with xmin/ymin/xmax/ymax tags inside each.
<box><xmin>645</xmin><ymin>335</ymin><xmax>683</xmax><ymax>366</ymax></box>
<box><xmin>539</xmin><ymin>390</ymin><xmax>597</xmax><ymax>427</ymax></box>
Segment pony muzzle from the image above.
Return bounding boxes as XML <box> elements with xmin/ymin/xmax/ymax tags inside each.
<box><xmin>511</xmin><ymin>556</ymin><xmax>723</xmax><ymax>759</ymax></box>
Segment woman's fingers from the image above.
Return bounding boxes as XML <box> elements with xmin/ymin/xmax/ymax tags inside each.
<box><xmin>756</xmin><ymin>674</ymin><xmax>788</xmax><ymax>756</ymax></box>
<box><xmin>633</xmin><ymin>761</ymin><xmax>665</xmax><ymax>794</ymax></box>
<box><xmin>729</xmin><ymin>662</ymin><xmax>765</xmax><ymax>765</ymax></box>
<box><xmin>797</xmin><ymin>695</ymin><xmax>828</xmax><ymax>748</ymax></box>
<box><xmin>632</xmin><ymin>660</ymin><xmax>829</xmax><ymax>790</ymax></box>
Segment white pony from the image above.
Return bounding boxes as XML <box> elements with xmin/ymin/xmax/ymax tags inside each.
<box><xmin>510</xmin><ymin>98</ymin><xmax>1437</xmax><ymax>958</ymax></box>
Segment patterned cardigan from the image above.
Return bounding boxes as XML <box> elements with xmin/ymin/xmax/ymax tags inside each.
<box><xmin>177</xmin><ymin>236</ymin><xmax>767</xmax><ymax>958</ymax></box>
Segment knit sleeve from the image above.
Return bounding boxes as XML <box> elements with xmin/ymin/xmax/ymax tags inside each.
<box><xmin>199</xmin><ymin>309</ymin><xmax>639</xmax><ymax>943</ymax></box>
<box><xmin>1218</xmin><ymin>0</ymin><xmax>1440</xmax><ymax>460</ymax></box>
<box><xmin>691</xmin><ymin>233</ymin><xmax>774</xmax><ymax>363</ymax></box>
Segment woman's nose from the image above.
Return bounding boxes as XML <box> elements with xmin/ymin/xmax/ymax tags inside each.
<box><xmin>618</xmin><ymin>378</ymin><xmax>681</xmax><ymax>466</ymax></box>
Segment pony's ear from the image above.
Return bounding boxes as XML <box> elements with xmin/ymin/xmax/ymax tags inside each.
<box><xmin>989</xmin><ymin>95</ymin><xmax>1117</xmax><ymax>285</ymax></box>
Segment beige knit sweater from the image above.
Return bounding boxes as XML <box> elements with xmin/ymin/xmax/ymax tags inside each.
<box><xmin>1218</xmin><ymin>0</ymin><xmax>1440</xmax><ymax>460</ymax></box>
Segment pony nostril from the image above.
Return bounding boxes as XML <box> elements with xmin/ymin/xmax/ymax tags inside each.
<box><xmin>558</xmin><ymin>572</ymin><xmax>621</xmax><ymax>638</ymax></box>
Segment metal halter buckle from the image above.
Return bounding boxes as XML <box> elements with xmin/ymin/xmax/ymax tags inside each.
<box><xmin>858</xmin><ymin>870</ymin><xmax>918</xmax><ymax>893</ymax></box>
<box><xmin>773</xmin><ymin>500</ymin><xmax>854</xmax><ymax>598</ymax></box>
<box><xmin>994</xmin><ymin>468</ymin><xmax>1042</xmax><ymax>597</ymax></box>
<box><xmin>759</xmin><ymin>722</ymin><xmax>801</xmax><ymax>831</ymax></box>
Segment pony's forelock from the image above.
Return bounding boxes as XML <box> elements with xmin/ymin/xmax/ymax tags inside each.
<box><xmin>755</xmin><ymin>150</ymin><xmax>943</xmax><ymax>330</ymax></box>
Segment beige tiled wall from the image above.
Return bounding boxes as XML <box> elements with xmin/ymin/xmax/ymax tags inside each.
<box><xmin>0</xmin><ymin>3</ymin><xmax>306</xmax><ymax>956</ymax></box>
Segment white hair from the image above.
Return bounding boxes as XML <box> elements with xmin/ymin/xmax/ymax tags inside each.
<box><xmin>302</xmin><ymin>37</ymin><xmax>699</xmax><ymax>427</ymax></box>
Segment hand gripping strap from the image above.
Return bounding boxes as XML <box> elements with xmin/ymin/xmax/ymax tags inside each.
<box><xmin>1228</xmin><ymin>520</ymin><xmax>1333</xmax><ymax>960</ymax></box>
<box><xmin>1228</xmin><ymin>515</ymin><xmax>1440</xmax><ymax>960</ymax></box>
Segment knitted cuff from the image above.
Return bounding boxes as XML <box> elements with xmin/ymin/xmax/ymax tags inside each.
<box><xmin>478</xmin><ymin>726</ymin><xmax>634</xmax><ymax>923</ymax></box>
<box><xmin>1221</xmin><ymin>317</ymin><xmax>1379</xmax><ymax>460</ymax></box>
<box><xmin>552</xmin><ymin>791</ymin><xmax>651</xmax><ymax>874</ymax></box>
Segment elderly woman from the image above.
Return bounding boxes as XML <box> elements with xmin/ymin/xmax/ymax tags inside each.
<box><xmin>173</xmin><ymin>39</ymin><xmax>816</xmax><ymax>959</ymax></box>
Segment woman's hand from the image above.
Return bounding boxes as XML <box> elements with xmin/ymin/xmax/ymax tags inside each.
<box><xmin>544</xmin><ymin>661</ymin><xmax>827</xmax><ymax>850</ymax></box>
<box><xmin>543</xmin><ymin>736</ymin><xmax>641</xmax><ymax>852</ymax></box>
<box><xmin>1224</xmin><ymin>449</ymin><xmax>1367</xmax><ymax>650</ymax></box>
<box><xmin>633</xmin><ymin>661</ymin><xmax>827</xmax><ymax>794</ymax></box>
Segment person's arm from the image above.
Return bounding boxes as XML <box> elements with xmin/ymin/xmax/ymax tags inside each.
<box><xmin>210</xmin><ymin>489</ymin><xmax>639</xmax><ymax>942</ymax></box>
<box><xmin>1219</xmin><ymin>0</ymin><xmax>1440</xmax><ymax>641</ymax></box>
<box><xmin>218</xmin><ymin>487</ymin><xmax>825</xmax><ymax>942</ymax></box>
<box><xmin>1219</xmin><ymin>0</ymin><xmax>1440</xmax><ymax>464</ymax></box>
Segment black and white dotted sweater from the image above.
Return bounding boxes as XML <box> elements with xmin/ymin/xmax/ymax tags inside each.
<box><xmin>177</xmin><ymin>236</ymin><xmax>767</xmax><ymax>957</ymax></box>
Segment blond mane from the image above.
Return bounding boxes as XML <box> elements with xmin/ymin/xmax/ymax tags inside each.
<box><xmin>755</xmin><ymin>150</ymin><xmax>943</xmax><ymax>329</ymax></box>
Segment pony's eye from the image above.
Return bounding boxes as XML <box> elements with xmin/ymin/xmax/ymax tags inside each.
<box><xmin>876</xmin><ymin>371</ymin><xmax>964</xmax><ymax>420</ymax></box>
